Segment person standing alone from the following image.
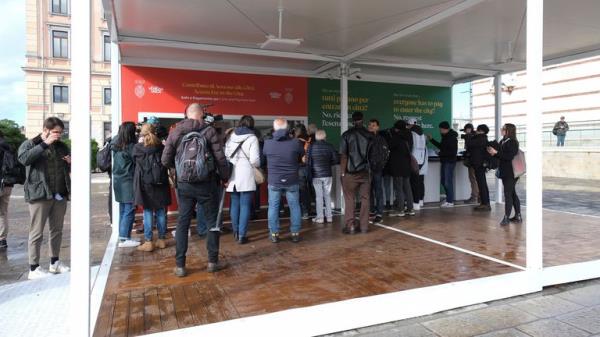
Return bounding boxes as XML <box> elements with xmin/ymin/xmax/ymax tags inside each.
<box><xmin>553</xmin><ymin>116</ymin><xmax>569</xmax><ymax>147</ymax></box>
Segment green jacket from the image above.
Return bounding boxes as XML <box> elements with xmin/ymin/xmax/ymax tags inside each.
<box><xmin>18</xmin><ymin>135</ymin><xmax>71</xmax><ymax>203</ymax></box>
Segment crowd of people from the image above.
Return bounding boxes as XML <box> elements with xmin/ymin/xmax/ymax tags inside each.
<box><xmin>0</xmin><ymin>104</ymin><xmax>525</xmax><ymax>279</ymax></box>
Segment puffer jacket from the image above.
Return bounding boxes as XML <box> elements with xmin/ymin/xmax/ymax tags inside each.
<box><xmin>308</xmin><ymin>140</ymin><xmax>339</xmax><ymax>178</ymax></box>
<box><xmin>262</xmin><ymin>129</ymin><xmax>304</xmax><ymax>187</ymax></box>
<box><xmin>430</xmin><ymin>129</ymin><xmax>458</xmax><ymax>163</ymax></box>
<box><xmin>18</xmin><ymin>135</ymin><xmax>71</xmax><ymax>203</ymax></box>
<box><xmin>225</xmin><ymin>127</ymin><xmax>260</xmax><ymax>192</ymax></box>
<box><xmin>465</xmin><ymin>133</ymin><xmax>489</xmax><ymax>168</ymax></box>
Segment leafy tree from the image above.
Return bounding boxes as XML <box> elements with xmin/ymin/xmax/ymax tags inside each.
<box><xmin>0</xmin><ymin>119</ymin><xmax>26</xmax><ymax>150</ymax></box>
<box><xmin>61</xmin><ymin>138</ymin><xmax>99</xmax><ymax>171</ymax></box>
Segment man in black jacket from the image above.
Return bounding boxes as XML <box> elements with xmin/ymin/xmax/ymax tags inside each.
<box><xmin>466</xmin><ymin>125</ymin><xmax>491</xmax><ymax>211</ymax></box>
<box><xmin>340</xmin><ymin>112</ymin><xmax>372</xmax><ymax>234</ymax></box>
<box><xmin>0</xmin><ymin>131</ymin><xmax>15</xmax><ymax>250</ymax></box>
<box><xmin>308</xmin><ymin>129</ymin><xmax>339</xmax><ymax>224</ymax></box>
<box><xmin>428</xmin><ymin>121</ymin><xmax>458</xmax><ymax>207</ymax></box>
<box><xmin>367</xmin><ymin>119</ymin><xmax>387</xmax><ymax>224</ymax></box>
<box><xmin>461</xmin><ymin>123</ymin><xmax>479</xmax><ymax>204</ymax></box>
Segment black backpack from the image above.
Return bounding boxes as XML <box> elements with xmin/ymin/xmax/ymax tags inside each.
<box><xmin>140</xmin><ymin>151</ymin><xmax>168</xmax><ymax>185</ymax></box>
<box><xmin>175</xmin><ymin>128</ymin><xmax>215</xmax><ymax>183</ymax></box>
<box><xmin>1</xmin><ymin>150</ymin><xmax>26</xmax><ymax>187</ymax></box>
<box><xmin>368</xmin><ymin>135</ymin><xmax>390</xmax><ymax>172</ymax></box>
<box><xmin>97</xmin><ymin>143</ymin><xmax>111</xmax><ymax>172</ymax></box>
<box><xmin>483</xmin><ymin>141</ymin><xmax>499</xmax><ymax>171</ymax></box>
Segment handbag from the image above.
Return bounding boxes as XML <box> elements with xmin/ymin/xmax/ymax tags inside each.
<box><xmin>512</xmin><ymin>149</ymin><xmax>526</xmax><ymax>178</ymax></box>
<box><xmin>237</xmin><ymin>140</ymin><xmax>266</xmax><ymax>185</ymax></box>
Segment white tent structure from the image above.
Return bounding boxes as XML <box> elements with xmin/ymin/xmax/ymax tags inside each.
<box><xmin>68</xmin><ymin>0</ymin><xmax>600</xmax><ymax>336</ymax></box>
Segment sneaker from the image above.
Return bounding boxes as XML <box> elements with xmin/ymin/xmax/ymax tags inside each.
<box><xmin>174</xmin><ymin>267</ymin><xmax>187</xmax><ymax>277</ymax></box>
<box><xmin>440</xmin><ymin>202</ymin><xmax>455</xmax><ymax>208</ymax></box>
<box><xmin>369</xmin><ymin>215</ymin><xmax>383</xmax><ymax>224</ymax></box>
<box><xmin>509</xmin><ymin>214</ymin><xmax>523</xmax><ymax>223</ymax></box>
<box><xmin>0</xmin><ymin>239</ymin><xmax>7</xmax><ymax>250</ymax></box>
<box><xmin>474</xmin><ymin>204</ymin><xmax>492</xmax><ymax>212</ymax></box>
<box><xmin>419</xmin><ymin>200</ymin><xmax>424</xmax><ymax>207</ymax></box>
<box><xmin>500</xmin><ymin>216</ymin><xmax>510</xmax><ymax>226</ymax></box>
<box><xmin>312</xmin><ymin>218</ymin><xmax>324</xmax><ymax>224</ymax></box>
<box><xmin>238</xmin><ymin>236</ymin><xmax>249</xmax><ymax>244</ymax></box>
<box><xmin>155</xmin><ymin>239</ymin><xmax>167</xmax><ymax>249</ymax></box>
<box><xmin>118</xmin><ymin>239</ymin><xmax>141</xmax><ymax>248</ymax></box>
<box><xmin>302</xmin><ymin>213</ymin><xmax>310</xmax><ymax>220</ymax></box>
<box><xmin>49</xmin><ymin>260</ymin><xmax>70</xmax><ymax>274</ymax></box>
<box><xmin>405</xmin><ymin>209</ymin><xmax>416</xmax><ymax>216</ymax></box>
<box><xmin>326</xmin><ymin>217</ymin><xmax>333</xmax><ymax>223</ymax></box>
<box><xmin>207</xmin><ymin>262</ymin><xmax>227</xmax><ymax>273</ymax></box>
<box><xmin>291</xmin><ymin>233</ymin><xmax>301</xmax><ymax>243</ymax></box>
<box><xmin>270</xmin><ymin>232</ymin><xmax>280</xmax><ymax>243</ymax></box>
<box><xmin>413</xmin><ymin>203</ymin><xmax>420</xmax><ymax>211</ymax></box>
<box><xmin>465</xmin><ymin>197</ymin><xmax>478</xmax><ymax>204</ymax></box>
<box><xmin>28</xmin><ymin>266</ymin><xmax>50</xmax><ymax>280</ymax></box>
<box><xmin>390</xmin><ymin>211</ymin><xmax>406</xmax><ymax>217</ymax></box>
<box><xmin>137</xmin><ymin>241</ymin><xmax>154</xmax><ymax>252</ymax></box>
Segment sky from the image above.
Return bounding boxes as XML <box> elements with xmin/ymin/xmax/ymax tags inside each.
<box><xmin>0</xmin><ymin>0</ymin><xmax>26</xmax><ymax>126</ymax></box>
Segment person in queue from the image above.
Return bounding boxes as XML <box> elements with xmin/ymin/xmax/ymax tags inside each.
<box><xmin>487</xmin><ymin>123</ymin><xmax>522</xmax><ymax>226</ymax></box>
<box><xmin>367</xmin><ymin>119</ymin><xmax>388</xmax><ymax>224</ymax></box>
<box><xmin>161</xmin><ymin>103</ymin><xmax>230</xmax><ymax>277</ymax></box>
<box><xmin>340</xmin><ymin>111</ymin><xmax>372</xmax><ymax>234</ymax></box>
<box><xmin>224</xmin><ymin>115</ymin><xmax>260</xmax><ymax>244</ymax></box>
<box><xmin>133</xmin><ymin>123</ymin><xmax>171</xmax><ymax>252</ymax></box>
<box><xmin>407</xmin><ymin>118</ymin><xmax>428</xmax><ymax>210</ymax></box>
<box><xmin>461</xmin><ymin>123</ymin><xmax>479</xmax><ymax>204</ymax></box>
<box><xmin>388</xmin><ymin>120</ymin><xmax>415</xmax><ymax>217</ymax></box>
<box><xmin>427</xmin><ymin>121</ymin><xmax>458</xmax><ymax>207</ymax></box>
<box><xmin>307</xmin><ymin>129</ymin><xmax>339</xmax><ymax>224</ymax></box>
<box><xmin>262</xmin><ymin>118</ymin><xmax>305</xmax><ymax>243</ymax></box>
<box><xmin>466</xmin><ymin>124</ymin><xmax>491</xmax><ymax>212</ymax></box>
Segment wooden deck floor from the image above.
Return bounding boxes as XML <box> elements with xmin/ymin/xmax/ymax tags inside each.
<box><xmin>93</xmin><ymin>205</ymin><xmax>600</xmax><ymax>337</ymax></box>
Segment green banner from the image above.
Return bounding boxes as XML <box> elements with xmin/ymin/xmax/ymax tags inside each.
<box><xmin>307</xmin><ymin>78</ymin><xmax>452</xmax><ymax>147</ymax></box>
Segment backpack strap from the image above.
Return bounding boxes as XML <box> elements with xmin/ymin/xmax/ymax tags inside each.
<box><xmin>229</xmin><ymin>139</ymin><xmax>246</xmax><ymax>160</ymax></box>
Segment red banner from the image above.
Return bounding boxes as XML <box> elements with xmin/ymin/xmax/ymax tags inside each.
<box><xmin>121</xmin><ymin>66</ymin><xmax>308</xmax><ymax>121</ymax></box>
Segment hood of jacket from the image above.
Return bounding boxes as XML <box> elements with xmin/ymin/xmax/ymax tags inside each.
<box><xmin>411</xmin><ymin>125</ymin><xmax>424</xmax><ymax>136</ymax></box>
<box><xmin>445</xmin><ymin>129</ymin><xmax>458</xmax><ymax>139</ymax></box>
<box><xmin>273</xmin><ymin>129</ymin><xmax>290</xmax><ymax>141</ymax></box>
<box><xmin>229</xmin><ymin>129</ymin><xmax>255</xmax><ymax>143</ymax></box>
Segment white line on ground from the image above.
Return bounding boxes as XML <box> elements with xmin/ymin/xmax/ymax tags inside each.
<box><xmin>375</xmin><ymin>223</ymin><xmax>527</xmax><ymax>271</ymax></box>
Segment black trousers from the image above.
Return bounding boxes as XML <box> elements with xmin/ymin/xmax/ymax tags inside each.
<box><xmin>175</xmin><ymin>181</ymin><xmax>220</xmax><ymax>267</ymax></box>
<box><xmin>410</xmin><ymin>173</ymin><xmax>425</xmax><ymax>203</ymax></box>
<box><xmin>107</xmin><ymin>174</ymin><xmax>112</xmax><ymax>223</ymax></box>
<box><xmin>474</xmin><ymin>166</ymin><xmax>490</xmax><ymax>206</ymax></box>
<box><xmin>501</xmin><ymin>175</ymin><xmax>521</xmax><ymax>217</ymax></box>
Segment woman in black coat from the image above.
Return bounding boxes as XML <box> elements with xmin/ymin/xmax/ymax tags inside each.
<box><xmin>487</xmin><ymin>123</ymin><xmax>521</xmax><ymax>226</ymax></box>
<box><xmin>467</xmin><ymin>124</ymin><xmax>491</xmax><ymax>211</ymax></box>
<box><xmin>388</xmin><ymin>120</ymin><xmax>415</xmax><ymax>216</ymax></box>
<box><xmin>133</xmin><ymin>123</ymin><xmax>171</xmax><ymax>251</ymax></box>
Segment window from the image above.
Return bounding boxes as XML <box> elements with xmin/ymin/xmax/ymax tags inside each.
<box><xmin>103</xmin><ymin>34</ymin><xmax>111</xmax><ymax>62</ymax></box>
<box><xmin>51</xmin><ymin>0</ymin><xmax>68</xmax><ymax>15</ymax></box>
<box><xmin>52</xmin><ymin>30</ymin><xmax>69</xmax><ymax>58</ymax></box>
<box><xmin>103</xmin><ymin>122</ymin><xmax>112</xmax><ymax>143</ymax></box>
<box><xmin>103</xmin><ymin>88</ymin><xmax>112</xmax><ymax>105</ymax></box>
<box><xmin>62</xmin><ymin>121</ymin><xmax>70</xmax><ymax>139</ymax></box>
<box><xmin>53</xmin><ymin>85</ymin><xmax>69</xmax><ymax>103</ymax></box>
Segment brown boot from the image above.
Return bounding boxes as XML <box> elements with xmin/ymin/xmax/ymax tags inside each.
<box><xmin>137</xmin><ymin>241</ymin><xmax>154</xmax><ymax>252</ymax></box>
<box><xmin>155</xmin><ymin>239</ymin><xmax>166</xmax><ymax>249</ymax></box>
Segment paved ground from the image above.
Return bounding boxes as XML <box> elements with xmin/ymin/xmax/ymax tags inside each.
<box><xmin>326</xmin><ymin>278</ymin><xmax>600</xmax><ymax>337</ymax></box>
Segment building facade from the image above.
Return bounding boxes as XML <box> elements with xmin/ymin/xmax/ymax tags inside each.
<box><xmin>23</xmin><ymin>0</ymin><xmax>112</xmax><ymax>143</ymax></box>
<box><xmin>471</xmin><ymin>56</ymin><xmax>600</xmax><ymax>147</ymax></box>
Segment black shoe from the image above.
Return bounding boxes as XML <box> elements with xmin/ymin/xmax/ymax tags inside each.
<box><xmin>291</xmin><ymin>233</ymin><xmax>301</xmax><ymax>243</ymax></box>
<box><xmin>369</xmin><ymin>215</ymin><xmax>383</xmax><ymax>224</ymax></box>
<box><xmin>207</xmin><ymin>262</ymin><xmax>226</xmax><ymax>273</ymax></box>
<box><xmin>0</xmin><ymin>239</ymin><xmax>7</xmax><ymax>250</ymax></box>
<box><xmin>197</xmin><ymin>232</ymin><xmax>207</xmax><ymax>239</ymax></box>
<box><xmin>500</xmin><ymin>216</ymin><xmax>510</xmax><ymax>226</ymax></box>
<box><xmin>232</xmin><ymin>231</ymin><xmax>239</xmax><ymax>241</ymax></box>
<box><xmin>174</xmin><ymin>267</ymin><xmax>187</xmax><ymax>277</ymax></box>
<box><xmin>510</xmin><ymin>214</ymin><xmax>522</xmax><ymax>223</ymax></box>
<box><xmin>342</xmin><ymin>227</ymin><xmax>357</xmax><ymax>235</ymax></box>
<box><xmin>270</xmin><ymin>233</ymin><xmax>280</xmax><ymax>243</ymax></box>
<box><xmin>220</xmin><ymin>227</ymin><xmax>232</xmax><ymax>234</ymax></box>
<box><xmin>474</xmin><ymin>204</ymin><xmax>492</xmax><ymax>212</ymax></box>
<box><xmin>238</xmin><ymin>236</ymin><xmax>248</xmax><ymax>244</ymax></box>
<box><xmin>302</xmin><ymin>214</ymin><xmax>310</xmax><ymax>220</ymax></box>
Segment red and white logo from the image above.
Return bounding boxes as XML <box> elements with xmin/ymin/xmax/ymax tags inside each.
<box><xmin>134</xmin><ymin>80</ymin><xmax>145</xmax><ymax>98</ymax></box>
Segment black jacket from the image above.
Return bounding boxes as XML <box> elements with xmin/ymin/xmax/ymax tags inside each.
<box><xmin>496</xmin><ymin>137</ymin><xmax>519</xmax><ymax>179</ymax></box>
<box><xmin>0</xmin><ymin>138</ymin><xmax>12</xmax><ymax>187</ymax></box>
<box><xmin>133</xmin><ymin>143</ymin><xmax>172</xmax><ymax>209</ymax></box>
<box><xmin>388</xmin><ymin>129</ymin><xmax>413</xmax><ymax>177</ymax></box>
<box><xmin>340</xmin><ymin>126</ymin><xmax>372</xmax><ymax>174</ymax></box>
<box><xmin>308</xmin><ymin>140</ymin><xmax>339</xmax><ymax>178</ymax></box>
<box><xmin>465</xmin><ymin>133</ymin><xmax>488</xmax><ymax>168</ymax></box>
<box><xmin>430</xmin><ymin>129</ymin><xmax>458</xmax><ymax>163</ymax></box>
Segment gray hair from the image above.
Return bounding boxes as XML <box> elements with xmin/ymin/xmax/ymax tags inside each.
<box><xmin>273</xmin><ymin>118</ymin><xmax>288</xmax><ymax>131</ymax></box>
<box><xmin>315</xmin><ymin>129</ymin><xmax>326</xmax><ymax>140</ymax></box>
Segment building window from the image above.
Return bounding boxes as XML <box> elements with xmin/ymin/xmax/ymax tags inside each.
<box><xmin>53</xmin><ymin>85</ymin><xmax>69</xmax><ymax>103</ymax></box>
<box><xmin>52</xmin><ymin>30</ymin><xmax>69</xmax><ymax>58</ymax></box>
<box><xmin>62</xmin><ymin>121</ymin><xmax>70</xmax><ymax>139</ymax></box>
<box><xmin>103</xmin><ymin>88</ymin><xmax>112</xmax><ymax>105</ymax></box>
<box><xmin>103</xmin><ymin>122</ymin><xmax>112</xmax><ymax>143</ymax></box>
<box><xmin>51</xmin><ymin>0</ymin><xmax>68</xmax><ymax>15</ymax></box>
<box><xmin>103</xmin><ymin>34</ymin><xmax>111</xmax><ymax>62</ymax></box>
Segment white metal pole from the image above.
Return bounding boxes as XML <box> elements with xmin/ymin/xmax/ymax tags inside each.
<box><xmin>339</xmin><ymin>63</ymin><xmax>349</xmax><ymax>213</ymax></box>
<box><xmin>494</xmin><ymin>74</ymin><xmax>503</xmax><ymax>204</ymax></box>
<box><xmin>70</xmin><ymin>0</ymin><xmax>91</xmax><ymax>335</ymax></box>
<box><xmin>110</xmin><ymin>42</ymin><xmax>121</xmax><ymax>229</ymax></box>
<box><xmin>526</xmin><ymin>0</ymin><xmax>544</xmax><ymax>273</ymax></box>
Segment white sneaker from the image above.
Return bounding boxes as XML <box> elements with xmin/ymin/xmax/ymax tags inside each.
<box><xmin>118</xmin><ymin>239</ymin><xmax>141</xmax><ymax>248</ymax></box>
<box><xmin>419</xmin><ymin>200</ymin><xmax>424</xmax><ymax>207</ymax></box>
<box><xmin>28</xmin><ymin>266</ymin><xmax>50</xmax><ymax>280</ymax></box>
<box><xmin>413</xmin><ymin>203</ymin><xmax>421</xmax><ymax>210</ymax></box>
<box><xmin>440</xmin><ymin>202</ymin><xmax>455</xmax><ymax>208</ymax></box>
<box><xmin>171</xmin><ymin>230</ymin><xmax>176</xmax><ymax>238</ymax></box>
<box><xmin>390</xmin><ymin>211</ymin><xmax>406</xmax><ymax>217</ymax></box>
<box><xmin>312</xmin><ymin>218</ymin><xmax>324</xmax><ymax>224</ymax></box>
<box><xmin>49</xmin><ymin>260</ymin><xmax>70</xmax><ymax>274</ymax></box>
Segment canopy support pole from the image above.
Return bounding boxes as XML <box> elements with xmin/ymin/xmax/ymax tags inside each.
<box><xmin>339</xmin><ymin>63</ymin><xmax>349</xmax><ymax>214</ymax></box>
<box><xmin>494</xmin><ymin>74</ymin><xmax>503</xmax><ymax>204</ymax></box>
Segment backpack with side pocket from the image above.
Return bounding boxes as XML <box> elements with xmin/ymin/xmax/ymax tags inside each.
<box><xmin>175</xmin><ymin>127</ymin><xmax>215</xmax><ymax>183</ymax></box>
<box><xmin>368</xmin><ymin>134</ymin><xmax>390</xmax><ymax>172</ymax></box>
<box><xmin>1</xmin><ymin>149</ymin><xmax>26</xmax><ymax>187</ymax></box>
<box><xmin>97</xmin><ymin>142</ymin><xmax>111</xmax><ymax>172</ymax></box>
<box><xmin>141</xmin><ymin>151</ymin><xmax>168</xmax><ymax>185</ymax></box>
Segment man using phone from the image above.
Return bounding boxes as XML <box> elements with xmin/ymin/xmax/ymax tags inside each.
<box><xmin>18</xmin><ymin>117</ymin><xmax>71</xmax><ymax>280</ymax></box>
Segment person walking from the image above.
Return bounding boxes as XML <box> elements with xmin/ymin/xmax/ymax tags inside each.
<box><xmin>307</xmin><ymin>129</ymin><xmax>339</xmax><ymax>224</ymax></box>
<box><xmin>18</xmin><ymin>117</ymin><xmax>71</xmax><ymax>279</ymax></box>
<box><xmin>340</xmin><ymin>112</ymin><xmax>373</xmax><ymax>234</ymax></box>
<box><xmin>407</xmin><ymin>118</ymin><xmax>428</xmax><ymax>210</ymax></box>
<box><xmin>428</xmin><ymin>121</ymin><xmax>458</xmax><ymax>207</ymax></box>
<box><xmin>162</xmin><ymin>103</ymin><xmax>230</xmax><ymax>276</ymax></box>
<box><xmin>388</xmin><ymin>120</ymin><xmax>415</xmax><ymax>217</ymax></box>
<box><xmin>553</xmin><ymin>116</ymin><xmax>569</xmax><ymax>147</ymax></box>
<box><xmin>133</xmin><ymin>123</ymin><xmax>171</xmax><ymax>252</ymax></box>
<box><xmin>467</xmin><ymin>124</ymin><xmax>491</xmax><ymax>211</ymax></box>
<box><xmin>224</xmin><ymin>115</ymin><xmax>260</xmax><ymax>244</ymax></box>
<box><xmin>487</xmin><ymin>123</ymin><xmax>522</xmax><ymax>225</ymax></box>
<box><xmin>262</xmin><ymin>118</ymin><xmax>305</xmax><ymax>243</ymax></box>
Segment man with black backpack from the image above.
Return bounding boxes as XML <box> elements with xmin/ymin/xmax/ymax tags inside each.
<box><xmin>0</xmin><ymin>130</ymin><xmax>25</xmax><ymax>250</ymax></box>
<box><xmin>367</xmin><ymin>119</ymin><xmax>388</xmax><ymax>224</ymax></box>
<box><xmin>161</xmin><ymin>103</ymin><xmax>230</xmax><ymax>277</ymax></box>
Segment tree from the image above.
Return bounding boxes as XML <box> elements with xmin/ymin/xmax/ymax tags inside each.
<box><xmin>0</xmin><ymin>119</ymin><xmax>26</xmax><ymax>150</ymax></box>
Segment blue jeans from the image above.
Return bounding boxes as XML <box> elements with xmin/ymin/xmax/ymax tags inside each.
<box><xmin>370</xmin><ymin>172</ymin><xmax>384</xmax><ymax>216</ymax></box>
<box><xmin>557</xmin><ymin>134</ymin><xmax>566</xmax><ymax>146</ymax></box>
<box><xmin>268</xmin><ymin>184</ymin><xmax>301</xmax><ymax>234</ymax></box>
<box><xmin>143</xmin><ymin>208</ymin><xmax>167</xmax><ymax>241</ymax></box>
<box><xmin>441</xmin><ymin>162</ymin><xmax>456</xmax><ymax>203</ymax></box>
<box><xmin>118</xmin><ymin>202</ymin><xmax>135</xmax><ymax>241</ymax></box>
<box><xmin>196</xmin><ymin>202</ymin><xmax>207</xmax><ymax>235</ymax></box>
<box><xmin>230</xmin><ymin>190</ymin><xmax>253</xmax><ymax>238</ymax></box>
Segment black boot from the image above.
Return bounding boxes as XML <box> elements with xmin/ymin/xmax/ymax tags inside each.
<box><xmin>510</xmin><ymin>214</ymin><xmax>522</xmax><ymax>223</ymax></box>
<box><xmin>500</xmin><ymin>216</ymin><xmax>510</xmax><ymax>226</ymax></box>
